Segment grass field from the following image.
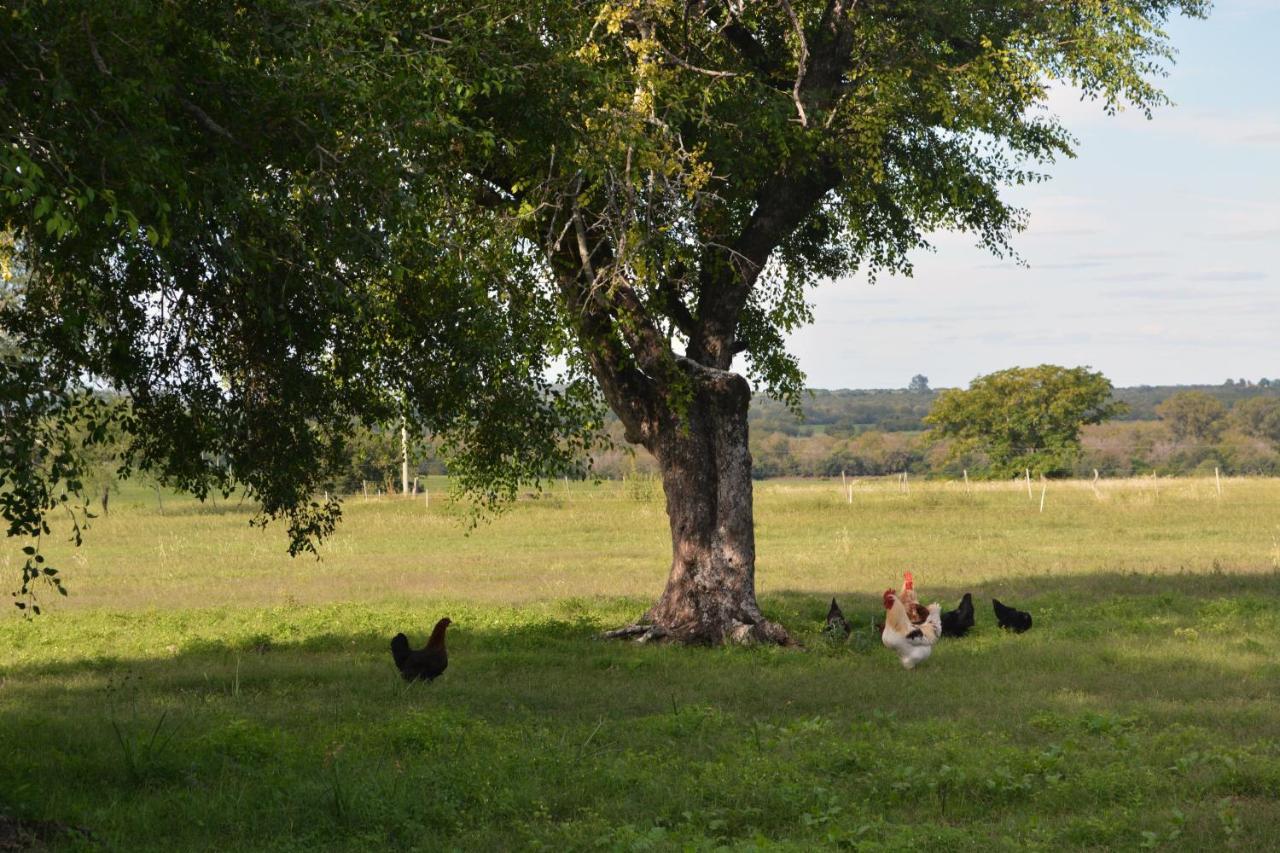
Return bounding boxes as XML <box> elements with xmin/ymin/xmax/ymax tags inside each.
<box><xmin>3</xmin><ymin>475</ymin><xmax>1279</xmax><ymax>850</ymax></box>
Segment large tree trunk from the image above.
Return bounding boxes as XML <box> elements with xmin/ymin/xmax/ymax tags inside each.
<box><xmin>604</xmin><ymin>366</ymin><xmax>794</xmax><ymax>646</ymax></box>
<box><xmin>547</xmin><ymin>212</ymin><xmax>802</xmax><ymax>646</ymax></box>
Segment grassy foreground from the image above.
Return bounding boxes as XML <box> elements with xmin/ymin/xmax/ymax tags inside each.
<box><xmin>3</xmin><ymin>476</ymin><xmax>1280</xmax><ymax>850</ymax></box>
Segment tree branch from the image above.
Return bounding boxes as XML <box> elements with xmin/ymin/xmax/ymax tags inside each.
<box><xmin>689</xmin><ymin>2</ymin><xmax>769</xmax><ymax>77</ymax></box>
<box><xmin>466</xmin><ymin>173</ymin><xmax>516</xmax><ymax>211</ymax></box>
<box><xmin>658</xmin><ymin>269</ymin><xmax>698</xmax><ymax>340</ymax></box>
<box><xmin>545</xmin><ymin>196</ymin><xmax>672</xmax><ymax>448</ymax></box>
<box><xmin>778</xmin><ymin>0</ymin><xmax>810</xmax><ymax>126</ymax></box>
<box><xmin>179</xmin><ymin>97</ymin><xmax>235</xmax><ymax>142</ymax></box>
<box><xmin>687</xmin><ymin>0</ymin><xmax>859</xmax><ymax>363</ymax></box>
<box><xmin>803</xmin><ymin>0</ymin><xmax>859</xmax><ymax>119</ymax></box>
<box><xmin>733</xmin><ymin>158</ymin><xmax>842</xmax><ymax>269</ymax></box>
<box><xmin>81</xmin><ymin>14</ymin><xmax>111</xmax><ymax>77</ymax></box>
<box><xmin>654</xmin><ymin>40</ymin><xmax>740</xmax><ymax>79</ymax></box>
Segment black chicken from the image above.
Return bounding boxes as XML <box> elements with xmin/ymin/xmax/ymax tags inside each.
<box><xmin>823</xmin><ymin>597</ymin><xmax>851</xmax><ymax>639</ymax></box>
<box><xmin>390</xmin><ymin>617</ymin><xmax>452</xmax><ymax>682</ymax></box>
<box><xmin>940</xmin><ymin>592</ymin><xmax>975</xmax><ymax>637</ymax></box>
<box><xmin>992</xmin><ymin>598</ymin><xmax>1032</xmax><ymax>633</ymax></box>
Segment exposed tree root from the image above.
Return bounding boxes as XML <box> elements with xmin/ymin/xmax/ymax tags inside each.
<box><xmin>600</xmin><ymin>623</ymin><xmax>669</xmax><ymax>643</ymax></box>
<box><xmin>728</xmin><ymin>618</ymin><xmax>798</xmax><ymax>647</ymax></box>
<box><xmin>602</xmin><ymin>616</ymin><xmax>796</xmax><ymax>647</ymax></box>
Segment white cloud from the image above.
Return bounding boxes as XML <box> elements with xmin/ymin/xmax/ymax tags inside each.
<box><xmin>1184</xmin><ymin>270</ymin><xmax>1268</xmax><ymax>282</ymax></box>
<box><xmin>785</xmin><ymin>12</ymin><xmax>1280</xmax><ymax>390</ymax></box>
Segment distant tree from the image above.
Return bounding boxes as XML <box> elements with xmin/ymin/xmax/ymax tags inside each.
<box><xmin>1232</xmin><ymin>397</ymin><xmax>1280</xmax><ymax>447</ymax></box>
<box><xmin>1259</xmin><ymin>378</ymin><xmax>1273</xmax><ymax>388</ymax></box>
<box><xmin>908</xmin><ymin>375</ymin><xmax>931</xmax><ymax>393</ymax></box>
<box><xmin>925</xmin><ymin>365</ymin><xmax>1125</xmax><ymax>478</ymax></box>
<box><xmin>1157</xmin><ymin>391</ymin><xmax>1227</xmax><ymax>443</ymax></box>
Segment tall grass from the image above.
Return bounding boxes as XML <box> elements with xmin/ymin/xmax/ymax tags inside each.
<box><xmin>2</xmin><ymin>476</ymin><xmax>1278</xmax><ymax>849</ymax></box>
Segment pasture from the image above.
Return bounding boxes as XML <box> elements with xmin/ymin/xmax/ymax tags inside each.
<box><xmin>3</xmin><ymin>476</ymin><xmax>1279</xmax><ymax>850</ymax></box>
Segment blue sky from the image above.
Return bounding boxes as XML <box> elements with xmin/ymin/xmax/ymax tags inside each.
<box><xmin>786</xmin><ymin>1</ymin><xmax>1280</xmax><ymax>390</ymax></box>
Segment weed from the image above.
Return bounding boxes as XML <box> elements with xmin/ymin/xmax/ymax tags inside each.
<box><xmin>105</xmin><ymin>674</ymin><xmax>183</xmax><ymax>787</ymax></box>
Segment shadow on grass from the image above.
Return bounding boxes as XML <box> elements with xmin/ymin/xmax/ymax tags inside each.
<box><xmin>3</xmin><ymin>569</ymin><xmax>1280</xmax><ymax>850</ymax></box>
<box><xmin>5</xmin><ymin>568</ymin><xmax>1279</xmax><ymax>716</ymax></box>
<box><xmin>105</xmin><ymin>497</ymin><xmax>260</xmax><ymax>518</ymax></box>
<box><xmin>770</xmin><ymin>566</ymin><xmax>1280</xmax><ymax>627</ymax></box>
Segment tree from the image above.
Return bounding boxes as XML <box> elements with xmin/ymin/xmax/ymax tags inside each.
<box><xmin>925</xmin><ymin>366</ymin><xmax>1125</xmax><ymax>478</ymax></box>
<box><xmin>1156</xmin><ymin>391</ymin><xmax>1227</xmax><ymax>443</ymax></box>
<box><xmin>3</xmin><ymin>0</ymin><xmax>1207</xmax><ymax>641</ymax></box>
<box><xmin>908</xmin><ymin>375</ymin><xmax>930</xmax><ymax>393</ymax></box>
<box><xmin>1231</xmin><ymin>396</ymin><xmax>1280</xmax><ymax>447</ymax></box>
<box><xmin>2</xmin><ymin>0</ymin><xmax>601</xmax><ymax>608</ymax></box>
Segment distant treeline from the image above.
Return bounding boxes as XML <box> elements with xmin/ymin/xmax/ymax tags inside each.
<box><xmin>734</xmin><ymin>420</ymin><xmax>1280</xmax><ymax>481</ymax></box>
<box><xmin>74</xmin><ymin>381</ymin><xmax>1280</xmax><ymax>499</ymax></box>
<box><xmin>589</xmin><ymin>381</ymin><xmax>1280</xmax><ymax>481</ymax></box>
<box><xmin>749</xmin><ymin>380</ymin><xmax>1280</xmax><ymax>437</ymax></box>
<box><xmin>135</xmin><ymin>380</ymin><xmax>1277</xmax><ymax>492</ymax></box>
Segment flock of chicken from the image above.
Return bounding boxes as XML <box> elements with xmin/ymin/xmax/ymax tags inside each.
<box><xmin>826</xmin><ymin>571</ymin><xmax>1033</xmax><ymax>669</ymax></box>
<box><xmin>389</xmin><ymin>574</ymin><xmax>1033</xmax><ymax>681</ymax></box>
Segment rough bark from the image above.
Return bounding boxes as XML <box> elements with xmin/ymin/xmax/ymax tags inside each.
<box><xmin>547</xmin><ymin>225</ymin><xmax>805</xmax><ymax>645</ymax></box>
<box><xmin>602</xmin><ymin>361</ymin><xmax>794</xmax><ymax>646</ymax></box>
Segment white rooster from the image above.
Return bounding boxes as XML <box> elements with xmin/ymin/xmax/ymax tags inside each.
<box><xmin>881</xmin><ymin>589</ymin><xmax>941</xmax><ymax>669</ymax></box>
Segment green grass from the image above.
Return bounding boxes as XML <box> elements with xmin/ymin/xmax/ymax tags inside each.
<box><xmin>3</xmin><ymin>476</ymin><xmax>1280</xmax><ymax>850</ymax></box>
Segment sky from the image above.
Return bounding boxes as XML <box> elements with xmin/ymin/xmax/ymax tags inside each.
<box><xmin>785</xmin><ymin>0</ymin><xmax>1280</xmax><ymax>390</ymax></box>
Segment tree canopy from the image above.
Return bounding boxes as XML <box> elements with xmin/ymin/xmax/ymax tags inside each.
<box><xmin>1232</xmin><ymin>396</ymin><xmax>1280</xmax><ymax>448</ymax></box>
<box><xmin>925</xmin><ymin>365</ymin><xmax>1126</xmax><ymax>477</ymax></box>
<box><xmin>3</xmin><ymin>0</ymin><xmax>1208</xmax><ymax>623</ymax></box>
<box><xmin>2</xmin><ymin>0</ymin><xmax>607</xmax><ymax>606</ymax></box>
<box><xmin>1156</xmin><ymin>390</ymin><xmax>1228</xmax><ymax>443</ymax></box>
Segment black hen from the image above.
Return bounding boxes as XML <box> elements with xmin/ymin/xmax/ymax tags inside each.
<box><xmin>992</xmin><ymin>598</ymin><xmax>1032</xmax><ymax>633</ymax></box>
<box><xmin>940</xmin><ymin>592</ymin><xmax>975</xmax><ymax>637</ymax></box>
<box><xmin>823</xmin><ymin>597</ymin><xmax>851</xmax><ymax>639</ymax></box>
<box><xmin>390</xmin><ymin>617</ymin><xmax>451</xmax><ymax>682</ymax></box>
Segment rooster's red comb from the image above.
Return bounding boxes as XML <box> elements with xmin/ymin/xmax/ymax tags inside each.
<box><xmin>903</xmin><ymin>571</ymin><xmax>915</xmax><ymax>589</ymax></box>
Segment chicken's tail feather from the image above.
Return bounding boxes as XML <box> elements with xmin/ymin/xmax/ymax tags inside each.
<box><xmin>883</xmin><ymin>596</ymin><xmax>913</xmax><ymax>635</ymax></box>
<box><xmin>390</xmin><ymin>633</ymin><xmax>411</xmax><ymax>669</ymax></box>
